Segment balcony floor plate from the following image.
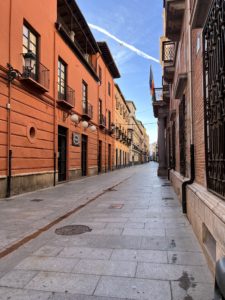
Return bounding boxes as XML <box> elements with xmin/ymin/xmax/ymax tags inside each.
<box><xmin>20</xmin><ymin>77</ymin><xmax>49</xmax><ymax>93</ymax></box>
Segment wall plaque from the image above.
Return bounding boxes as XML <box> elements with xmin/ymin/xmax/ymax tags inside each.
<box><xmin>72</xmin><ymin>132</ymin><xmax>80</xmax><ymax>146</ymax></box>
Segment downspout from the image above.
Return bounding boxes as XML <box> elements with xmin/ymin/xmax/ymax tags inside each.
<box><xmin>181</xmin><ymin>0</ymin><xmax>195</xmax><ymax>213</ymax></box>
<box><xmin>53</xmin><ymin>31</ymin><xmax>57</xmax><ymax>186</ymax></box>
<box><xmin>6</xmin><ymin>0</ymin><xmax>13</xmax><ymax>198</ymax></box>
<box><xmin>104</xmin><ymin>64</ymin><xmax>107</xmax><ymax>172</ymax></box>
<box><xmin>96</xmin><ymin>53</ymin><xmax>100</xmax><ymax>174</ymax></box>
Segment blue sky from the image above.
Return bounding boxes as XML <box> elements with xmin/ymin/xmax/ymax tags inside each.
<box><xmin>77</xmin><ymin>0</ymin><xmax>163</xmax><ymax>143</ymax></box>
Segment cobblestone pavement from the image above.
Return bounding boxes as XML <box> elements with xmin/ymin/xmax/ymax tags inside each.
<box><xmin>0</xmin><ymin>163</ymin><xmax>213</xmax><ymax>299</ymax></box>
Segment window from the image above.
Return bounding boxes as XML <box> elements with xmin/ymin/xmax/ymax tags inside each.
<box><xmin>171</xmin><ymin>122</ymin><xmax>176</xmax><ymax>169</ymax></box>
<box><xmin>58</xmin><ymin>59</ymin><xmax>67</xmax><ymax>100</ymax></box>
<box><xmin>203</xmin><ymin>1</ymin><xmax>225</xmax><ymax>199</ymax></box>
<box><xmin>108</xmin><ymin>111</ymin><xmax>111</xmax><ymax>130</ymax></box>
<box><xmin>82</xmin><ymin>81</ymin><xmax>88</xmax><ymax>112</ymax></box>
<box><xmin>23</xmin><ymin>24</ymin><xmax>38</xmax><ymax>79</ymax></box>
<box><xmin>108</xmin><ymin>82</ymin><xmax>111</xmax><ymax>96</ymax></box>
<box><xmin>99</xmin><ymin>99</ymin><xmax>102</xmax><ymax>123</ymax></box>
<box><xmin>98</xmin><ymin>66</ymin><xmax>102</xmax><ymax>83</ymax></box>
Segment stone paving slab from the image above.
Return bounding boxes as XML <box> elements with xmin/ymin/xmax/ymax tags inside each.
<box><xmin>25</xmin><ymin>272</ymin><xmax>100</xmax><ymax>295</ymax></box>
<box><xmin>15</xmin><ymin>256</ymin><xmax>79</xmax><ymax>273</ymax></box>
<box><xmin>48</xmin><ymin>294</ymin><xmax>125</xmax><ymax>300</ymax></box>
<box><xmin>94</xmin><ymin>276</ymin><xmax>171</xmax><ymax>300</ymax></box>
<box><xmin>0</xmin><ymin>270</ymin><xmax>38</xmax><ymax>289</ymax></box>
<box><xmin>73</xmin><ymin>259</ymin><xmax>137</xmax><ymax>277</ymax></box>
<box><xmin>171</xmin><ymin>281</ymin><xmax>214</xmax><ymax>300</ymax></box>
<box><xmin>167</xmin><ymin>251</ymin><xmax>207</xmax><ymax>266</ymax></box>
<box><xmin>136</xmin><ymin>262</ymin><xmax>213</xmax><ymax>283</ymax></box>
<box><xmin>58</xmin><ymin>246</ymin><xmax>113</xmax><ymax>260</ymax></box>
<box><xmin>110</xmin><ymin>249</ymin><xmax>168</xmax><ymax>264</ymax></box>
<box><xmin>0</xmin><ymin>167</ymin><xmax>135</xmax><ymax>253</ymax></box>
<box><xmin>0</xmin><ymin>287</ymin><xmax>51</xmax><ymax>300</ymax></box>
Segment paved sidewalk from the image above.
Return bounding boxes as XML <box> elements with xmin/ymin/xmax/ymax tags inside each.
<box><xmin>0</xmin><ymin>167</ymin><xmax>135</xmax><ymax>253</ymax></box>
<box><xmin>0</xmin><ymin>163</ymin><xmax>213</xmax><ymax>299</ymax></box>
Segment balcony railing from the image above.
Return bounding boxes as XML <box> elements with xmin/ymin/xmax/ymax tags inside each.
<box><xmin>99</xmin><ymin>114</ymin><xmax>106</xmax><ymax>128</ymax></box>
<box><xmin>162</xmin><ymin>41</ymin><xmax>177</xmax><ymax>64</ymax></box>
<box><xmin>57</xmin><ymin>84</ymin><xmax>75</xmax><ymax>108</ymax></box>
<box><xmin>21</xmin><ymin>61</ymin><xmax>49</xmax><ymax>92</ymax></box>
<box><xmin>82</xmin><ymin>101</ymin><xmax>93</xmax><ymax>120</ymax></box>
<box><xmin>116</xmin><ymin>129</ymin><xmax>120</xmax><ymax>140</ymax></box>
<box><xmin>153</xmin><ymin>88</ymin><xmax>163</xmax><ymax>102</ymax></box>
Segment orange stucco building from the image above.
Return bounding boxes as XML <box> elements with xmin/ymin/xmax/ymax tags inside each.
<box><xmin>0</xmin><ymin>0</ymin><xmax>120</xmax><ymax>198</ymax></box>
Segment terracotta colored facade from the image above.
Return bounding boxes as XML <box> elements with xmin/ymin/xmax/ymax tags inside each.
<box><xmin>0</xmin><ymin>0</ymin><xmax>149</xmax><ymax>198</ymax></box>
<box><xmin>114</xmin><ymin>84</ymin><xmax>130</xmax><ymax>168</ymax></box>
<box><xmin>154</xmin><ymin>0</ymin><xmax>225</xmax><ymax>274</ymax></box>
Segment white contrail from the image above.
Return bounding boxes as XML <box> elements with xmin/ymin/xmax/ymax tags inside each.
<box><xmin>89</xmin><ymin>23</ymin><xmax>160</xmax><ymax>64</ymax></box>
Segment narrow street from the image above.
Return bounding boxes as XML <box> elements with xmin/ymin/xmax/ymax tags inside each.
<box><xmin>0</xmin><ymin>163</ymin><xmax>213</xmax><ymax>300</ymax></box>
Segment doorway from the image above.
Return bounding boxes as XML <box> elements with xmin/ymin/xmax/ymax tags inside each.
<box><xmin>58</xmin><ymin>126</ymin><xmax>67</xmax><ymax>182</ymax></box>
<box><xmin>98</xmin><ymin>140</ymin><xmax>102</xmax><ymax>174</ymax></box>
<box><xmin>108</xmin><ymin>144</ymin><xmax>111</xmax><ymax>171</ymax></box>
<box><xmin>81</xmin><ymin>134</ymin><xmax>88</xmax><ymax>176</ymax></box>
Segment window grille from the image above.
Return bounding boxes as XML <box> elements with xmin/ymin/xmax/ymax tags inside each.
<box><xmin>203</xmin><ymin>0</ymin><xmax>225</xmax><ymax>199</ymax></box>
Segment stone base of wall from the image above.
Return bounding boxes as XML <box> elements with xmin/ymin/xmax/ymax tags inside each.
<box><xmin>187</xmin><ymin>183</ymin><xmax>225</xmax><ymax>275</ymax></box>
<box><xmin>170</xmin><ymin>170</ymin><xmax>225</xmax><ymax>275</ymax></box>
<box><xmin>88</xmin><ymin>166</ymin><xmax>98</xmax><ymax>176</ymax></box>
<box><xmin>0</xmin><ymin>177</ymin><xmax>7</xmax><ymax>198</ymax></box>
<box><xmin>0</xmin><ymin>172</ymin><xmax>54</xmax><ymax>199</ymax></box>
<box><xmin>69</xmin><ymin>168</ymin><xmax>82</xmax><ymax>180</ymax></box>
<box><xmin>170</xmin><ymin>170</ymin><xmax>184</xmax><ymax>204</ymax></box>
<box><xmin>157</xmin><ymin>167</ymin><xmax>168</xmax><ymax>177</ymax></box>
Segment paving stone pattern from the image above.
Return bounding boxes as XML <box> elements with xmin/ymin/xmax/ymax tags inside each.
<box><xmin>0</xmin><ymin>163</ymin><xmax>213</xmax><ymax>299</ymax></box>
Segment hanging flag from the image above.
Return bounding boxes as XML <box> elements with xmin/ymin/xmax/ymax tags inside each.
<box><xmin>149</xmin><ymin>65</ymin><xmax>155</xmax><ymax>100</ymax></box>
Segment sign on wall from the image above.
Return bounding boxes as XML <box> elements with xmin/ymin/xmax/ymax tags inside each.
<box><xmin>72</xmin><ymin>132</ymin><xmax>80</xmax><ymax>147</ymax></box>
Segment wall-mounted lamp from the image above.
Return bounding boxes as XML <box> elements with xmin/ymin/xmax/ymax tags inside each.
<box><xmin>90</xmin><ymin>125</ymin><xmax>97</xmax><ymax>132</ymax></box>
<box><xmin>22</xmin><ymin>50</ymin><xmax>36</xmax><ymax>77</ymax></box>
<box><xmin>81</xmin><ymin>120</ymin><xmax>89</xmax><ymax>129</ymax></box>
<box><xmin>70</xmin><ymin>113</ymin><xmax>80</xmax><ymax>124</ymax></box>
<box><xmin>7</xmin><ymin>50</ymin><xmax>36</xmax><ymax>82</ymax></box>
<box><xmin>70</xmin><ymin>115</ymin><xmax>97</xmax><ymax>132</ymax></box>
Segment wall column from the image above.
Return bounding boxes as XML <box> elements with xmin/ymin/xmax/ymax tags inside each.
<box><xmin>157</xmin><ymin>115</ymin><xmax>167</xmax><ymax>176</ymax></box>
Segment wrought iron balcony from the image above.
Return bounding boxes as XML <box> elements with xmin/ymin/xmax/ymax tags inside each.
<box><xmin>153</xmin><ymin>88</ymin><xmax>163</xmax><ymax>102</ymax></box>
<box><xmin>162</xmin><ymin>41</ymin><xmax>177</xmax><ymax>83</ymax></box>
<box><xmin>57</xmin><ymin>84</ymin><xmax>75</xmax><ymax>109</ymax></box>
<box><xmin>152</xmin><ymin>87</ymin><xmax>169</xmax><ymax>118</ymax></box>
<box><xmin>99</xmin><ymin>114</ymin><xmax>106</xmax><ymax>128</ymax></box>
<box><xmin>162</xmin><ymin>41</ymin><xmax>177</xmax><ymax>64</ymax></box>
<box><xmin>82</xmin><ymin>101</ymin><xmax>93</xmax><ymax>120</ymax></box>
<box><xmin>164</xmin><ymin>0</ymin><xmax>185</xmax><ymax>41</ymax></box>
<box><xmin>116</xmin><ymin>128</ymin><xmax>120</xmax><ymax>140</ymax></box>
<box><xmin>21</xmin><ymin>61</ymin><xmax>50</xmax><ymax>92</ymax></box>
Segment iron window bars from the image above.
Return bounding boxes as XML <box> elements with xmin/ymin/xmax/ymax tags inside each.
<box><xmin>203</xmin><ymin>0</ymin><xmax>225</xmax><ymax>199</ymax></box>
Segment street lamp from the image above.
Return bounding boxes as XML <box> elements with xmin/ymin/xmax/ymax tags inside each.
<box><xmin>23</xmin><ymin>50</ymin><xmax>36</xmax><ymax>77</ymax></box>
<box><xmin>7</xmin><ymin>50</ymin><xmax>36</xmax><ymax>82</ymax></box>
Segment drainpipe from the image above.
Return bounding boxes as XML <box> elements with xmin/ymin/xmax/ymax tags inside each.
<box><xmin>53</xmin><ymin>32</ymin><xmax>57</xmax><ymax>186</ymax></box>
<box><xmin>181</xmin><ymin>0</ymin><xmax>195</xmax><ymax>213</ymax></box>
<box><xmin>182</xmin><ymin>144</ymin><xmax>195</xmax><ymax>213</ymax></box>
<box><xmin>96</xmin><ymin>53</ymin><xmax>100</xmax><ymax>174</ymax></box>
<box><xmin>6</xmin><ymin>0</ymin><xmax>13</xmax><ymax>198</ymax></box>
